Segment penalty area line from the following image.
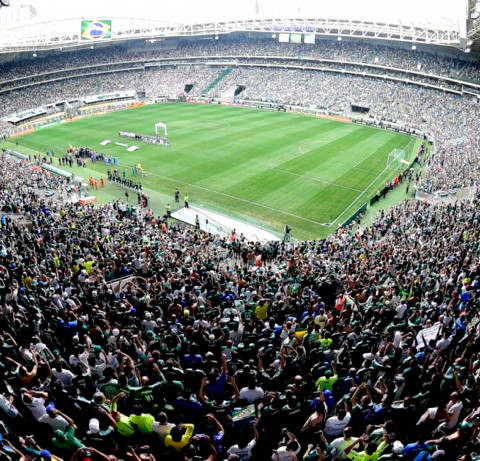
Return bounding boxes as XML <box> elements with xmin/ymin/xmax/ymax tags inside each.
<box><xmin>123</xmin><ymin>166</ymin><xmax>332</xmax><ymax>228</ymax></box>
<box><xmin>353</xmin><ymin>166</ymin><xmax>382</xmax><ymax>175</ymax></box>
<box><xmin>272</xmin><ymin>169</ymin><xmax>364</xmax><ymax>193</ymax></box>
<box><xmin>5</xmin><ymin>140</ymin><xmax>332</xmax><ymax>228</ymax></box>
<box><xmin>330</xmin><ymin>159</ymin><xmax>394</xmax><ymax>228</ymax></box>
<box><xmin>271</xmin><ymin>140</ymin><xmax>327</xmax><ymax>170</ymax></box>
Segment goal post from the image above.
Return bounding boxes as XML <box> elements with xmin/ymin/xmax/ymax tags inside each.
<box><xmin>387</xmin><ymin>138</ymin><xmax>417</xmax><ymax>171</ymax></box>
<box><xmin>154</xmin><ymin>122</ymin><xmax>167</xmax><ymax>137</ymax></box>
<box><xmin>387</xmin><ymin>147</ymin><xmax>408</xmax><ymax>171</ymax></box>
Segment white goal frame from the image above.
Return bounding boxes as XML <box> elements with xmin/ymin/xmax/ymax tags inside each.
<box><xmin>155</xmin><ymin>122</ymin><xmax>168</xmax><ymax>137</ymax></box>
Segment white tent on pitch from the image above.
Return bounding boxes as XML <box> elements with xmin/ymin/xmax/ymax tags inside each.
<box><xmin>154</xmin><ymin>122</ymin><xmax>168</xmax><ymax>136</ymax></box>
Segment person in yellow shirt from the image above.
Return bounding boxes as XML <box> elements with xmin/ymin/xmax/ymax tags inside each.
<box><xmin>345</xmin><ymin>432</ymin><xmax>389</xmax><ymax>461</ymax></box>
<box><xmin>315</xmin><ymin>366</ymin><xmax>338</xmax><ymax>391</ymax></box>
<box><xmin>164</xmin><ymin>423</ymin><xmax>194</xmax><ymax>452</ymax></box>
<box><xmin>84</xmin><ymin>260</ymin><xmax>95</xmax><ymax>274</ymax></box>
<box><xmin>110</xmin><ymin>393</ymin><xmax>135</xmax><ymax>438</ymax></box>
<box><xmin>255</xmin><ymin>300</ymin><xmax>269</xmax><ymax>321</ymax></box>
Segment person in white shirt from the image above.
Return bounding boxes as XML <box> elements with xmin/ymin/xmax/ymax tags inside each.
<box><xmin>324</xmin><ymin>408</ymin><xmax>352</xmax><ymax>439</ymax></box>
<box><xmin>436</xmin><ymin>332</ymin><xmax>451</xmax><ymax>351</ymax></box>
<box><xmin>239</xmin><ymin>380</ymin><xmax>265</xmax><ymax>404</ymax></box>
<box><xmin>0</xmin><ymin>394</ymin><xmax>18</xmax><ymax>418</ymax></box>
<box><xmin>152</xmin><ymin>412</ymin><xmax>175</xmax><ymax>442</ymax></box>
<box><xmin>272</xmin><ymin>430</ymin><xmax>301</xmax><ymax>461</ymax></box>
<box><xmin>396</xmin><ymin>302</ymin><xmax>407</xmax><ymax>319</ymax></box>
<box><xmin>38</xmin><ymin>405</ymin><xmax>75</xmax><ymax>432</ymax></box>
<box><xmin>142</xmin><ymin>312</ymin><xmax>157</xmax><ymax>332</ymax></box>
<box><xmin>18</xmin><ymin>342</ymin><xmax>34</xmax><ymax>364</ymax></box>
<box><xmin>69</xmin><ymin>345</ymin><xmax>90</xmax><ymax>367</ymax></box>
<box><xmin>437</xmin><ymin>392</ymin><xmax>463</xmax><ymax>432</ymax></box>
<box><xmin>52</xmin><ymin>364</ymin><xmax>75</xmax><ymax>388</ymax></box>
<box><xmin>21</xmin><ymin>389</ymin><xmax>48</xmax><ymax>420</ymax></box>
<box><xmin>227</xmin><ymin>420</ymin><xmax>259</xmax><ymax>460</ymax></box>
<box><xmin>330</xmin><ymin>427</ymin><xmax>358</xmax><ymax>459</ymax></box>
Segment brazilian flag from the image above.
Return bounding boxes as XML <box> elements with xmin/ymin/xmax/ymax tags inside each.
<box><xmin>81</xmin><ymin>20</ymin><xmax>112</xmax><ymax>41</ymax></box>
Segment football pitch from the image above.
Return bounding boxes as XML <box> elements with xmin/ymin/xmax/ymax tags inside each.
<box><xmin>4</xmin><ymin>103</ymin><xmax>421</xmax><ymax>240</ymax></box>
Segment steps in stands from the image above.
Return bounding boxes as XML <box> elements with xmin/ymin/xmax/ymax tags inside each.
<box><xmin>219</xmin><ymin>84</ymin><xmax>246</xmax><ymax>102</ymax></box>
<box><xmin>201</xmin><ymin>67</ymin><xmax>232</xmax><ymax>95</ymax></box>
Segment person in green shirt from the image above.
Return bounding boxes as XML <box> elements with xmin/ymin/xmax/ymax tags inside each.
<box><xmin>345</xmin><ymin>432</ymin><xmax>389</xmax><ymax>461</ymax></box>
<box><xmin>128</xmin><ymin>406</ymin><xmax>155</xmax><ymax>434</ymax></box>
<box><xmin>51</xmin><ymin>427</ymin><xmax>84</xmax><ymax>451</ymax></box>
<box><xmin>110</xmin><ymin>393</ymin><xmax>135</xmax><ymax>437</ymax></box>
<box><xmin>316</xmin><ymin>366</ymin><xmax>338</xmax><ymax>392</ymax></box>
<box><xmin>303</xmin><ymin>443</ymin><xmax>326</xmax><ymax>460</ymax></box>
<box><xmin>130</xmin><ymin>376</ymin><xmax>163</xmax><ymax>410</ymax></box>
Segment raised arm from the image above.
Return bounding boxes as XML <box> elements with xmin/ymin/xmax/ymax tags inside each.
<box><xmin>252</xmin><ymin>420</ymin><xmax>259</xmax><ymax>442</ymax></box>
<box><xmin>351</xmin><ymin>382</ymin><xmax>366</xmax><ymax>407</ymax></box>
<box><xmin>98</xmin><ymin>406</ymin><xmax>117</xmax><ymax>427</ymax></box>
<box><xmin>230</xmin><ymin>376</ymin><xmax>240</xmax><ymax>401</ymax></box>
<box><xmin>258</xmin><ymin>351</ymin><xmax>264</xmax><ymax>373</ymax></box>
<box><xmin>344</xmin><ymin>434</ymin><xmax>366</xmax><ymax>455</ymax></box>
<box><xmin>331</xmin><ymin>360</ymin><xmax>337</xmax><ymax>376</ymax></box>
<box><xmin>89</xmin><ymin>447</ymin><xmax>117</xmax><ymax>461</ymax></box>
<box><xmin>117</xmin><ymin>350</ymin><xmax>135</xmax><ymax>370</ymax></box>
<box><xmin>206</xmin><ymin>413</ymin><xmax>225</xmax><ymax>435</ymax></box>
<box><xmin>453</xmin><ymin>369</ymin><xmax>464</xmax><ymax>393</ymax></box>
<box><xmin>55</xmin><ymin>408</ymin><xmax>77</xmax><ymax>430</ymax></box>
<box><xmin>221</xmin><ymin>353</ymin><xmax>228</xmax><ymax>375</ymax></box>
<box><xmin>199</xmin><ymin>376</ymin><xmax>208</xmax><ymax>402</ymax></box>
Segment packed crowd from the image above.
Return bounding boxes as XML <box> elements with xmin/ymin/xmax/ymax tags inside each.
<box><xmin>0</xmin><ymin>39</ymin><xmax>477</xmax><ymax>92</ymax></box>
<box><xmin>1</xmin><ymin>125</ymin><xmax>480</xmax><ymax>461</ymax></box>
<box><xmin>0</xmin><ymin>67</ymin><xmax>223</xmax><ymax>119</ymax></box>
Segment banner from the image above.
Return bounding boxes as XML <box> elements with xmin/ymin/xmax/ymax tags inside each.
<box><xmin>290</xmin><ymin>33</ymin><xmax>302</xmax><ymax>44</ymax></box>
<box><xmin>416</xmin><ymin>324</ymin><xmax>441</xmax><ymax>348</ymax></box>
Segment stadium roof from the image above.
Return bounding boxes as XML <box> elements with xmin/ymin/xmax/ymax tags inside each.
<box><xmin>0</xmin><ymin>0</ymin><xmax>471</xmax><ymax>53</ymax></box>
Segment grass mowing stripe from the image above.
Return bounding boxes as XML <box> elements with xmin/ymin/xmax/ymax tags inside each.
<box><xmin>271</xmin><ymin>169</ymin><xmax>364</xmax><ymax>193</ymax></box>
<box><xmin>7</xmin><ymin>103</ymin><xmax>419</xmax><ymax>239</ymax></box>
<box><xmin>122</xmin><ymin>166</ymin><xmax>332</xmax><ymax>227</ymax></box>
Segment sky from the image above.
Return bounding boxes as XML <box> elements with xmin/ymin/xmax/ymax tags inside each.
<box><xmin>0</xmin><ymin>0</ymin><xmax>467</xmax><ymax>30</ymax></box>
<box><xmin>5</xmin><ymin>0</ymin><xmax>468</xmax><ymax>25</ymax></box>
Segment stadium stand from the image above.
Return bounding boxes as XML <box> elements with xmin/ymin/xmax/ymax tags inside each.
<box><xmin>0</xmin><ymin>36</ymin><xmax>480</xmax><ymax>461</ymax></box>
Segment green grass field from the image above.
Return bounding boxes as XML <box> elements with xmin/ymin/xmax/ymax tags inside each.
<box><xmin>3</xmin><ymin>103</ymin><xmax>420</xmax><ymax>240</ymax></box>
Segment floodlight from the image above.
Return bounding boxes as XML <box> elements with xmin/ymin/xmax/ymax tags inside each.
<box><xmin>471</xmin><ymin>10</ymin><xmax>480</xmax><ymax>19</ymax></box>
<box><xmin>337</xmin><ymin>36</ymin><xmax>342</xmax><ymax>41</ymax></box>
<box><xmin>465</xmin><ymin>47</ymin><xmax>471</xmax><ymax>53</ymax></box>
<box><xmin>32</xmin><ymin>53</ymin><xmax>37</xmax><ymax>57</ymax></box>
<box><xmin>467</xmin><ymin>39</ymin><xmax>473</xmax><ymax>46</ymax></box>
<box><xmin>411</xmin><ymin>44</ymin><xmax>417</xmax><ymax>50</ymax></box>
<box><xmin>214</xmin><ymin>35</ymin><xmax>219</xmax><ymax>40</ymax></box>
<box><xmin>272</xmin><ymin>34</ymin><xmax>276</xmax><ymax>38</ymax></box>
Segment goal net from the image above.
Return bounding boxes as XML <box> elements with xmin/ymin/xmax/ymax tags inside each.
<box><xmin>386</xmin><ymin>138</ymin><xmax>416</xmax><ymax>171</ymax></box>
<box><xmin>386</xmin><ymin>148</ymin><xmax>407</xmax><ymax>171</ymax></box>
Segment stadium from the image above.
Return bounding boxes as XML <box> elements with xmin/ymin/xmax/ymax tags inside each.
<box><xmin>0</xmin><ymin>0</ymin><xmax>479</xmax><ymax>459</ymax></box>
